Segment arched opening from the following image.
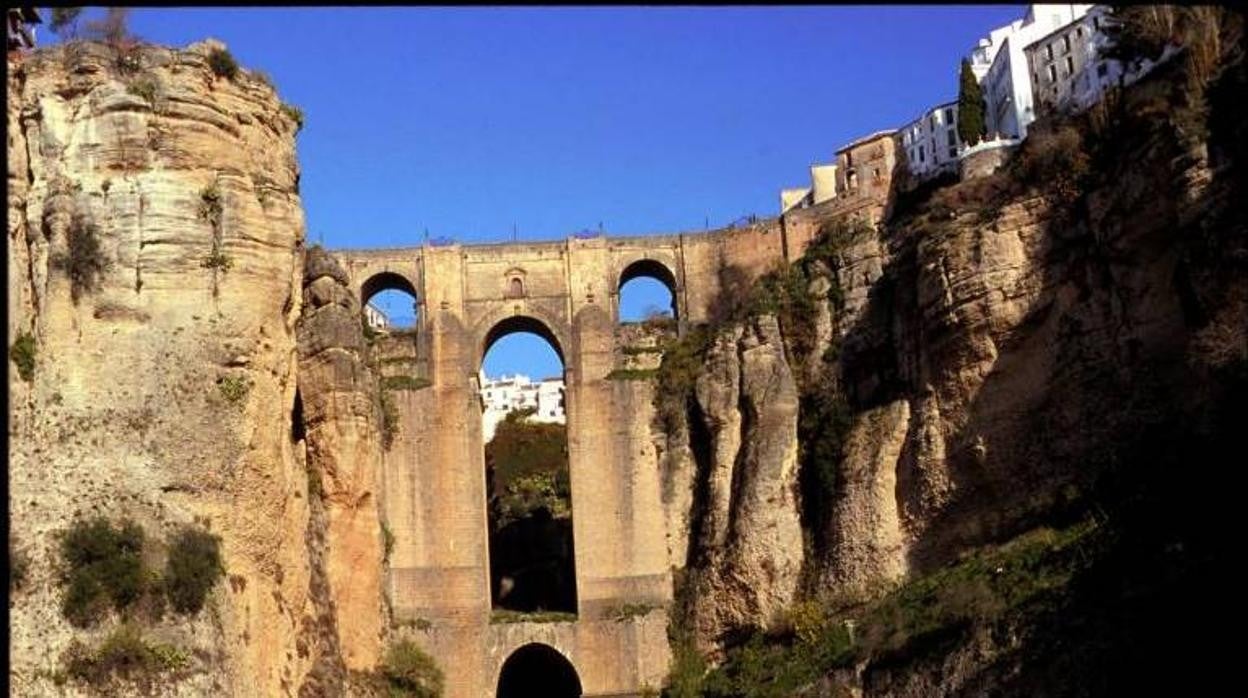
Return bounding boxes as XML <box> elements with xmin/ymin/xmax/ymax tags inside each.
<box><xmin>497</xmin><ymin>644</ymin><xmax>582</xmax><ymax>698</ymax></box>
<box><xmin>618</xmin><ymin>259</ymin><xmax>678</xmax><ymax>339</ymax></box>
<box><xmin>480</xmin><ymin>316</ymin><xmax>575</xmax><ymax>616</ymax></box>
<box><xmin>360</xmin><ymin>271</ymin><xmax>419</xmax><ymax>332</ymax></box>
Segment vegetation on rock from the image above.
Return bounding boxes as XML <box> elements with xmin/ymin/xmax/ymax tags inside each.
<box><xmin>164</xmin><ymin>527</ymin><xmax>224</xmax><ymax>614</ymax></box>
<box><xmin>59</xmin><ymin>517</ymin><xmax>146</xmax><ymax>627</ymax></box>
<box><xmin>52</xmin><ymin>217</ymin><xmax>109</xmax><ymax>303</ymax></box>
<box><xmin>380</xmin><ymin>640</ymin><xmax>445</xmax><ymax>697</ymax></box>
<box><xmin>10</xmin><ymin>331</ymin><xmax>37</xmax><ymax>382</ymax></box>
<box><xmin>207</xmin><ymin>47</ymin><xmax>239</xmax><ymax>80</ymax></box>
<box><xmin>63</xmin><ymin>624</ymin><xmax>189</xmax><ymax>693</ymax></box>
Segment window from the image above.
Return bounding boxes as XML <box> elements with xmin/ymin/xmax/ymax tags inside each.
<box><xmin>948</xmin><ymin>147</ymin><xmax>957</xmax><ymax>159</ymax></box>
<box><xmin>1062</xmin><ymin>35</ymin><xmax>1071</xmax><ymax>53</ymax></box>
<box><xmin>1097</xmin><ymin>62</ymin><xmax>1108</xmax><ymax>77</ymax></box>
<box><xmin>930</xmin><ymin>113</ymin><xmax>938</xmax><ymax>129</ymax></box>
<box><xmin>944</xmin><ymin>108</ymin><xmax>954</xmax><ymax>124</ymax></box>
<box><xmin>919</xmin><ymin>145</ymin><xmax>925</xmax><ymax>163</ymax></box>
<box><xmin>1045</xmin><ymin>43</ymin><xmax>1053</xmax><ymax>60</ymax></box>
<box><xmin>1093</xmin><ymin>15</ymin><xmax>1100</xmax><ymax>30</ymax></box>
<box><xmin>1048</xmin><ymin>64</ymin><xmax>1057</xmax><ymax>82</ymax></box>
<box><xmin>1076</xmin><ymin>27</ymin><xmax>1084</xmax><ymax>38</ymax></box>
<box><xmin>1065</xmin><ymin>56</ymin><xmax>1074</xmax><ymax>77</ymax></box>
<box><xmin>947</xmin><ymin>130</ymin><xmax>956</xmax><ymax>146</ymax></box>
<box><xmin>873</xmin><ymin>167</ymin><xmax>881</xmax><ymax>180</ymax></box>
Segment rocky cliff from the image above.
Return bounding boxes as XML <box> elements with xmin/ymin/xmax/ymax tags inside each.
<box><xmin>7</xmin><ymin>39</ymin><xmax>384</xmax><ymax>696</ymax></box>
<box><xmin>664</xmin><ymin>13</ymin><xmax>1245</xmax><ymax>693</ymax></box>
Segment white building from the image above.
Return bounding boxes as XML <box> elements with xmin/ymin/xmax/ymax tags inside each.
<box><xmin>478</xmin><ymin>371</ymin><xmax>566</xmax><ymax>442</ymax></box>
<box><xmin>780</xmin><ymin>163</ymin><xmax>838</xmax><ymax>214</ymax></box>
<box><xmin>899</xmin><ymin>102</ymin><xmax>962</xmax><ymax>181</ymax></box>
<box><xmin>975</xmin><ymin>4</ymin><xmax>1095</xmax><ymax>140</ymax></box>
<box><xmin>363</xmin><ymin>302</ymin><xmax>389</xmax><ymax>330</ymax></box>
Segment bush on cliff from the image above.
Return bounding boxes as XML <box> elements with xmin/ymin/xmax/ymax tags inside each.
<box><xmin>207</xmin><ymin>47</ymin><xmax>239</xmax><ymax>80</ymax></box>
<box><xmin>381</xmin><ymin>640</ymin><xmax>444</xmax><ymax>697</ymax></box>
<box><xmin>9</xmin><ymin>331</ymin><xmax>37</xmax><ymax>382</ymax></box>
<box><xmin>52</xmin><ymin>217</ymin><xmax>109</xmax><ymax>303</ymax></box>
<box><xmin>60</xmin><ymin>517</ymin><xmax>146</xmax><ymax>627</ymax></box>
<box><xmin>164</xmin><ymin>526</ymin><xmax>224</xmax><ymax>615</ymax></box>
<box><xmin>63</xmin><ymin>624</ymin><xmax>189</xmax><ymax>693</ymax></box>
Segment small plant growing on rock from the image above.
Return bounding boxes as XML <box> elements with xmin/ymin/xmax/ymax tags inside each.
<box><xmin>164</xmin><ymin>526</ymin><xmax>224</xmax><ymax>615</ymax></box>
<box><xmin>250</xmin><ymin>69</ymin><xmax>273</xmax><ymax>88</ymax></box>
<box><xmin>280</xmin><ymin>103</ymin><xmax>305</xmax><ymax>133</ymax></box>
<box><xmin>126</xmin><ymin>76</ymin><xmax>158</xmax><ymax>107</ymax></box>
<box><xmin>10</xmin><ymin>331</ymin><xmax>37</xmax><ymax>382</ymax></box>
<box><xmin>201</xmin><ymin>249</ymin><xmax>234</xmax><ymax>272</ymax></box>
<box><xmin>380</xmin><ymin>388</ymin><xmax>399</xmax><ymax>451</ymax></box>
<box><xmin>197</xmin><ymin>184</ymin><xmax>223</xmax><ymax>228</ymax></box>
<box><xmin>217</xmin><ymin>375</ymin><xmax>249</xmax><ymax>404</ymax></box>
<box><xmin>207</xmin><ymin>47</ymin><xmax>239</xmax><ymax>80</ymax></box>
<box><xmin>52</xmin><ymin>217</ymin><xmax>110</xmax><ymax>303</ymax></box>
<box><xmin>59</xmin><ymin>517</ymin><xmax>146</xmax><ymax>627</ymax></box>
<box><xmin>381</xmin><ymin>640</ymin><xmax>444</xmax><ymax>697</ymax></box>
<box><xmin>63</xmin><ymin>623</ymin><xmax>189</xmax><ymax>692</ymax></box>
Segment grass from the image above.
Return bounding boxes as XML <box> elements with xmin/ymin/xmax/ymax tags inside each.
<box><xmin>383</xmin><ymin>375</ymin><xmax>431</xmax><ymax>391</ymax></box>
<box><xmin>381</xmin><ymin>388</ymin><xmax>399</xmax><ymax>451</ymax></box>
<box><xmin>490</xmin><ymin>609</ymin><xmax>577</xmax><ymax>624</ymax></box>
<box><xmin>10</xmin><ymin>331</ymin><xmax>36</xmax><ymax>382</ymax></box>
<box><xmin>606</xmin><ymin>368</ymin><xmax>658</xmax><ymax>381</ymax></box>
<box><xmin>126</xmin><ymin>75</ymin><xmax>157</xmax><ymax>106</ymax></box>
<box><xmin>201</xmin><ymin>249</ymin><xmax>233</xmax><ymax>272</ymax></box>
<box><xmin>198</xmin><ymin>184</ymin><xmax>222</xmax><ymax>228</ymax></box>
<box><xmin>688</xmin><ymin>519</ymin><xmax>1103</xmax><ymax>697</ymax></box>
<box><xmin>604</xmin><ymin>602</ymin><xmax>659</xmax><ymax>622</ymax></box>
<box><xmin>63</xmin><ymin>624</ymin><xmax>189</xmax><ymax>692</ymax></box>
<box><xmin>622</xmin><ymin>345</ymin><xmax>667</xmax><ymax>355</ymax></box>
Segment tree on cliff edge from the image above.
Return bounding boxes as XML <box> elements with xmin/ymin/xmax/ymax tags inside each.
<box><xmin>958</xmin><ymin>58</ymin><xmax>988</xmax><ymax>146</ymax></box>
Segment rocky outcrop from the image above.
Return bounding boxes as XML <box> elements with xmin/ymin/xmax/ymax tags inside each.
<box><xmin>6</xmin><ymin>39</ymin><xmax>321</xmax><ymax>696</ymax></box>
<box><xmin>296</xmin><ymin>248</ymin><xmax>387</xmax><ymax>675</ymax></box>
<box><xmin>682</xmin><ymin>316</ymin><xmax>804</xmax><ymax>650</ymax></box>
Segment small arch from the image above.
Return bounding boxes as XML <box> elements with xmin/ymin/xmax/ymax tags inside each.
<box><xmin>618</xmin><ymin>258</ymin><xmax>679</xmax><ymax>324</ymax></box>
<box><xmin>497</xmin><ymin>643</ymin><xmax>582</xmax><ymax>698</ymax></box>
<box><xmin>507</xmin><ymin>276</ymin><xmax>525</xmax><ymax>299</ymax></box>
<box><xmin>360</xmin><ymin>271</ymin><xmax>420</xmax><ymax>331</ymax></box>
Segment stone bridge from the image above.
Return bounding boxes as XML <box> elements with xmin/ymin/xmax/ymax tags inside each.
<box><xmin>328</xmin><ymin>206</ymin><xmax>866</xmax><ymax>696</ymax></box>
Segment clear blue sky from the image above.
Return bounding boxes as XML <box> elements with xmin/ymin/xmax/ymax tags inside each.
<box><xmin>55</xmin><ymin>6</ymin><xmax>1023</xmax><ymax>379</ymax></box>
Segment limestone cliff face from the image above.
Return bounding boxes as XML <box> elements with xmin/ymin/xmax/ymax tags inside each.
<box><xmin>296</xmin><ymin>248</ymin><xmax>387</xmax><ymax>674</ymax></box>
<box><xmin>679</xmin><ymin>316</ymin><xmax>804</xmax><ymax>650</ymax></box>
<box><xmin>5</xmin><ymin>39</ymin><xmax>346</xmax><ymax>696</ymax></box>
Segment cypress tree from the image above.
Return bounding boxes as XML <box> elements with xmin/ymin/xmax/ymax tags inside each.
<box><xmin>957</xmin><ymin>58</ymin><xmax>988</xmax><ymax>146</ymax></box>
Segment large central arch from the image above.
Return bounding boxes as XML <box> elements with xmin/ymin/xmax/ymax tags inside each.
<box><xmin>497</xmin><ymin>643</ymin><xmax>582</xmax><ymax>698</ymax></box>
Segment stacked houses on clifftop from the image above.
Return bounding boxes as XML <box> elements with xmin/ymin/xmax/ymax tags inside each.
<box><xmin>780</xmin><ymin>4</ymin><xmax>1164</xmax><ymax>214</ymax></box>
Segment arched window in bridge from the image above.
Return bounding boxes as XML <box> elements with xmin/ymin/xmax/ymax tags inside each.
<box><xmin>617</xmin><ymin>259</ymin><xmax>678</xmax><ymax>340</ymax></box>
<box><xmin>507</xmin><ymin>276</ymin><xmax>525</xmax><ymax>299</ymax></box>
<box><xmin>480</xmin><ymin>316</ymin><xmax>576</xmax><ymax>616</ymax></box>
<box><xmin>360</xmin><ymin>272</ymin><xmax>419</xmax><ymax>333</ymax></box>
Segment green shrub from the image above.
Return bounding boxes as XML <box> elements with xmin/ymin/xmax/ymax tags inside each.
<box><xmin>126</xmin><ymin>76</ymin><xmax>157</xmax><ymax>106</ymax></box>
<box><xmin>198</xmin><ymin>184</ymin><xmax>223</xmax><ymax>228</ymax></box>
<box><xmin>664</xmin><ymin>634</ymin><xmax>708</xmax><ymax>698</ymax></box>
<box><xmin>10</xmin><ymin>331</ymin><xmax>36</xmax><ymax>382</ymax></box>
<box><xmin>489</xmin><ymin>609</ymin><xmax>577</xmax><ymax>624</ymax></box>
<box><xmin>217</xmin><ymin>375</ymin><xmax>249</xmax><ymax>403</ymax></box>
<box><xmin>201</xmin><ymin>249</ymin><xmax>233</xmax><ymax>272</ymax></box>
<box><xmin>60</xmin><ymin>518</ymin><xmax>146</xmax><ymax>627</ymax></box>
<box><xmin>207</xmin><ymin>47</ymin><xmax>238</xmax><ymax>80</ymax></box>
<box><xmin>381</xmin><ymin>640</ymin><xmax>444</xmax><ymax>697</ymax></box>
<box><xmin>64</xmin><ymin>624</ymin><xmax>188</xmax><ymax>691</ymax></box>
<box><xmin>52</xmin><ymin>217</ymin><xmax>109</xmax><ymax>303</ymax></box>
<box><xmin>605</xmin><ymin>602</ymin><xmax>658</xmax><ymax>622</ymax></box>
<box><xmin>280</xmin><ymin>103</ymin><xmax>305</xmax><ymax>132</ymax></box>
<box><xmin>164</xmin><ymin>527</ymin><xmax>224</xmax><ymax>615</ymax></box>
